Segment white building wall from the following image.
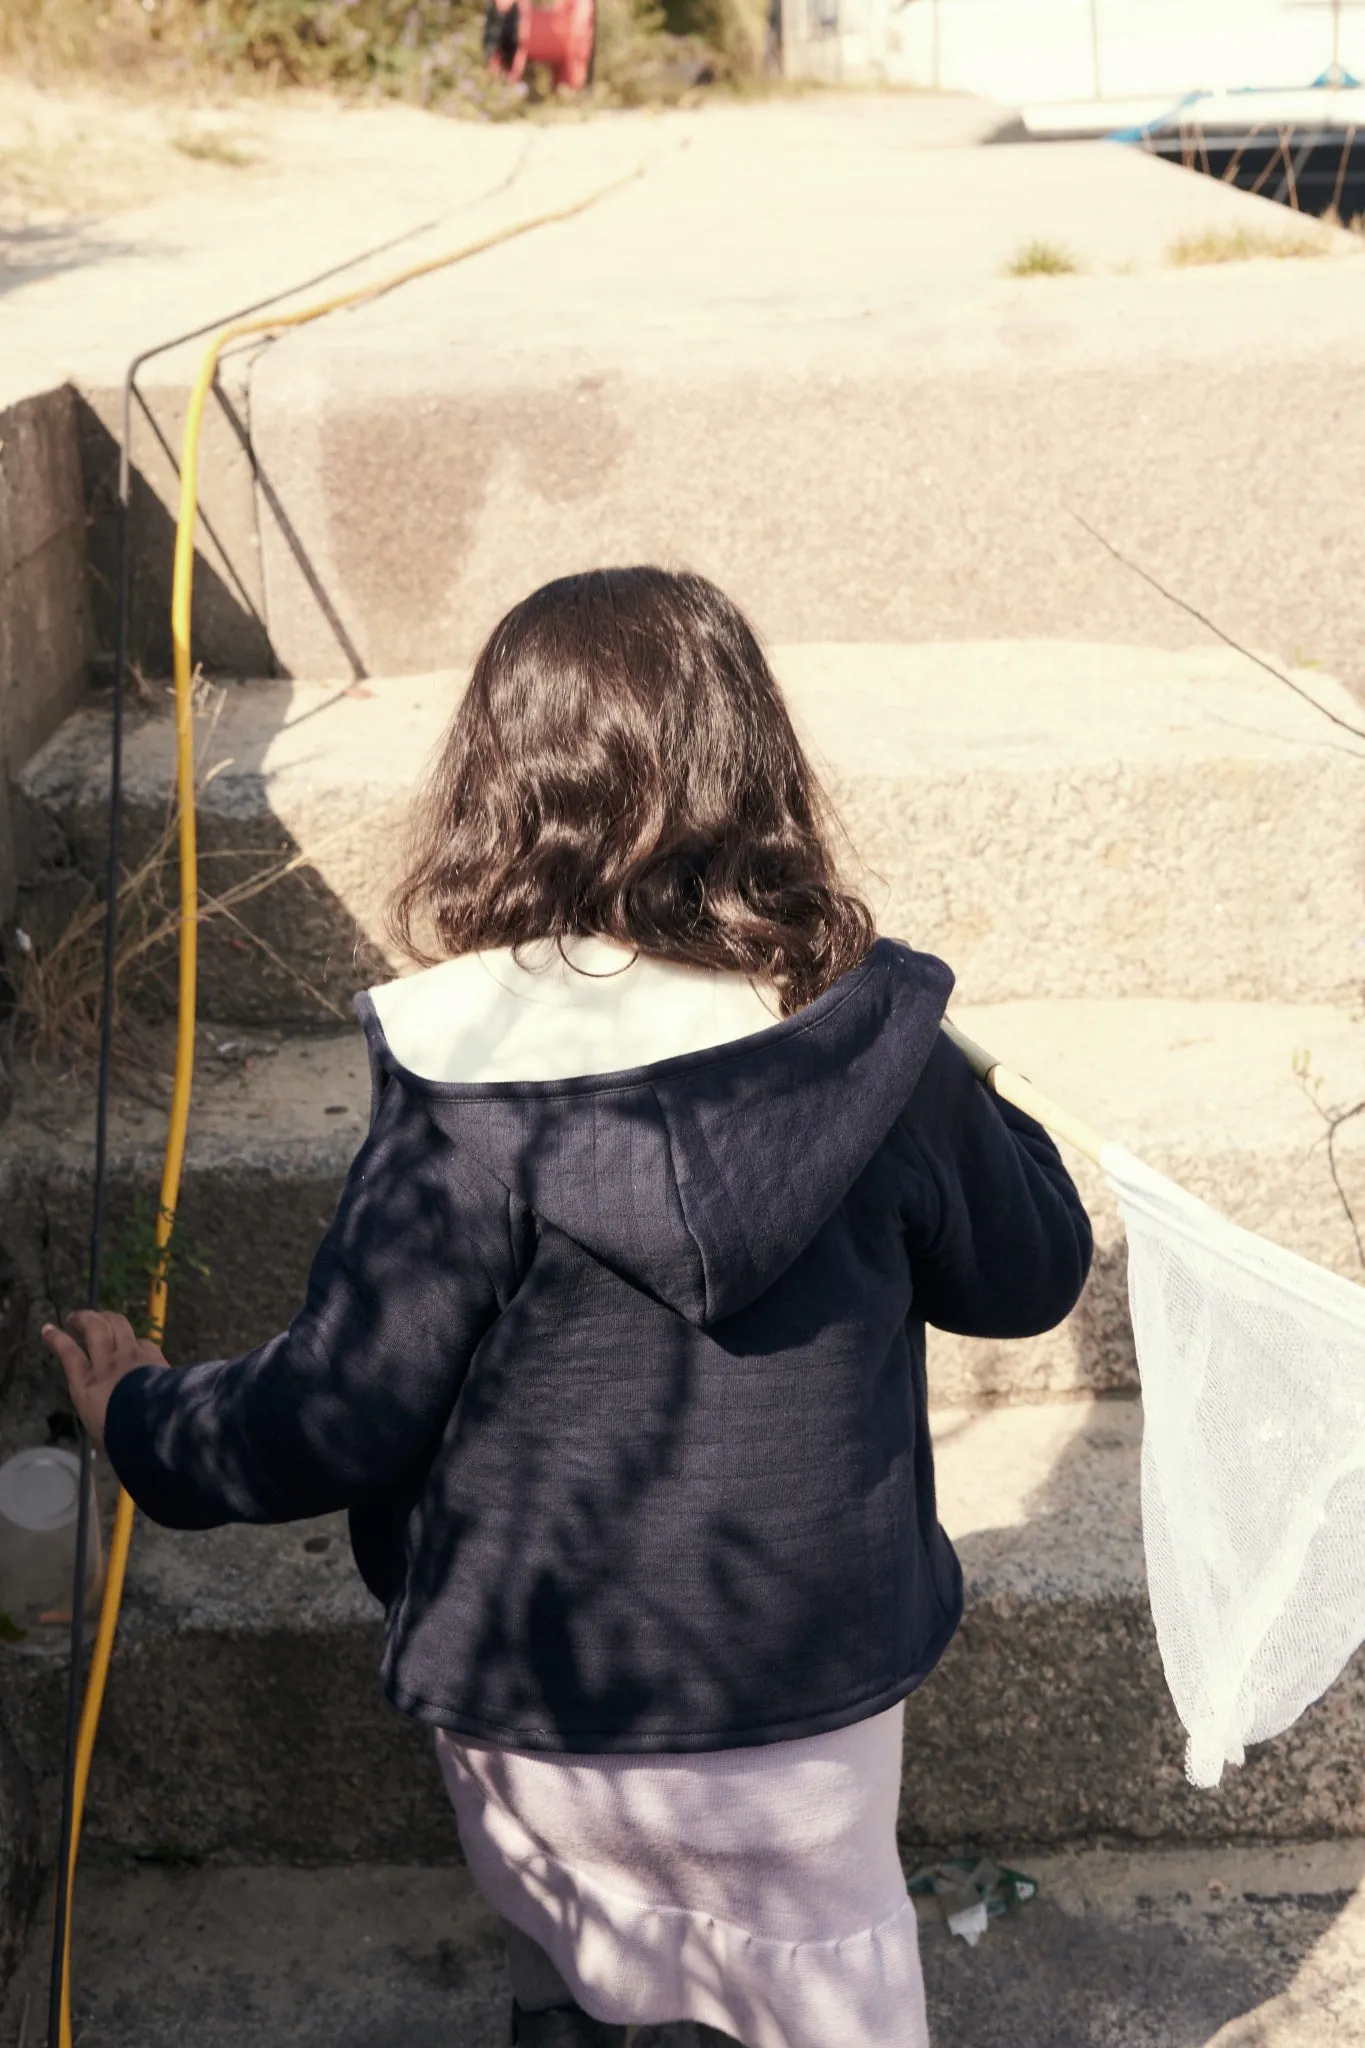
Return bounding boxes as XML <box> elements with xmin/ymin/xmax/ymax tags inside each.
<box><xmin>783</xmin><ymin>0</ymin><xmax>1365</xmax><ymax>101</ymax></box>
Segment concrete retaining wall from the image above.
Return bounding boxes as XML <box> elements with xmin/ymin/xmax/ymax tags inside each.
<box><xmin>0</xmin><ymin>385</ymin><xmax>93</xmax><ymax>926</ymax></box>
<box><xmin>78</xmin><ymin>368</ymin><xmax>273</xmax><ymax>689</ymax></box>
<box><xmin>794</xmin><ymin>0</ymin><xmax>1365</xmax><ymax>97</ymax></box>
<box><xmin>0</xmin><ymin>1708</ymin><xmax>39</xmax><ymax>1998</ymax></box>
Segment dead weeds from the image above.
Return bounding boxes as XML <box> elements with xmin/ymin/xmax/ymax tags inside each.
<box><xmin>1168</xmin><ymin>223</ymin><xmax>1335</xmax><ymax>266</ymax></box>
<box><xmin>0</xmin><ymin>0</ymin><xmax>766</xmax><ymax>115</ymax></box>
<box><xmin>1005</xmin><ymin>238</ymin><xmax>1080</xmax><ymax>278</ymax></box>
<box><xmin>6</xmin><ymin>683</ymin><xmax>347</xmax><ymax>1075</ymax></box>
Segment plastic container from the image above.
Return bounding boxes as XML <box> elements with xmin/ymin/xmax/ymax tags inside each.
<box><xmin>0</xmin><ymin>1448</ymin><xmax>101</xmax><ymax>1638</ymax></box>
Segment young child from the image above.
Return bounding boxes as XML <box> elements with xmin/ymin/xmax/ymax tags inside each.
<box><xmin>47</xmin><ymin>568</ymin><xmax>1092</xmax><ymax>2048</ymax></box>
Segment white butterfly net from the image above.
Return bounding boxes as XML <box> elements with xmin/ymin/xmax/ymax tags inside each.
<box><xmin>1103</xmin><ymin>1145</ymin><xmax>1365</xmax><ymax>1790</ymax></box>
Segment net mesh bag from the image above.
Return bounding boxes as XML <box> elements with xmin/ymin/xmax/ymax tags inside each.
<box><xmin>1103</xmin><ymin>1145</ymin><xmax>1365</xmax><ymax>1789</ymax></box>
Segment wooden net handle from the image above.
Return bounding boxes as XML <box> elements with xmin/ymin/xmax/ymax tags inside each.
<box><xmin>939</xmin><ymin>1019</ymin><xmax>1108</xmax><ymax>1167</ymax></box>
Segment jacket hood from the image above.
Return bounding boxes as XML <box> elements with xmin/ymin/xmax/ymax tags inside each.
<box><xmin>360</xmin><ymin>939</ymin><xmax>953</xmax><ymax>1327</ymax></box>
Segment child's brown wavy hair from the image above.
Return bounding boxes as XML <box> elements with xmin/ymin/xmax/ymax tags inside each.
<box><xmin>389</xmin><ymin>567</ymin><xmax>875</xmax><ymax>1016</ymax></box>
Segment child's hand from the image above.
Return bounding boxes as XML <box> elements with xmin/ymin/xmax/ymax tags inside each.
<box><xmin>41</xmin><ymin>1312</ymin><xmax>168</xmax><ymax>1453</ymax></box>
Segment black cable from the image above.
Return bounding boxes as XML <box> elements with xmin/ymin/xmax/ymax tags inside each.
<box><xmin>1069</xmin><ymin>509</ymin><xmax>1365</xmax><ymax>749</ymax></box>
<box><xmin>44</xmin><ymin>438</ymin><xmax>128</xmax><ymax>2048</ymax></box>
<box><xmin>41</xmin><ymin>162</ymin><xmax>535</xmax><ymax>2046</ymax></box>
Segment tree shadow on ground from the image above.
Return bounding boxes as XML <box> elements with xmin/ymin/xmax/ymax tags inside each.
<box><xmin>0</xmin><ymin>219</ymin><xmax>141</xmax><ymax>297</ymax></box>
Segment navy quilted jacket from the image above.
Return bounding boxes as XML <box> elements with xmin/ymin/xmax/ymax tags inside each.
<box><xmin>106</xmin><ymin>939</ymin><xmax>1092</xmax><ymax>1752</ymax></box>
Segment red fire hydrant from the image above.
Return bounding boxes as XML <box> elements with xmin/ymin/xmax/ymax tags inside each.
<box><xmin>485</xmin><ymin>0</ymin><xmax>597</xmax><ymax>91</ymax></box>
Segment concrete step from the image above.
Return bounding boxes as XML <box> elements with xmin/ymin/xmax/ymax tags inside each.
<box><xmin>5</xmin><ymin>997</ymin><xmax>1361</xmax><ymax>1403</ymax></box>
<box><xmin>13</xmin><ymin>100</ymin><xmax>1365</xmax><ymax>702</ymax></box>
<box><xmin>945</xmin><ymin>995</ymin><xmax>1365</xmax><ymax>1401</ymax></box>
<box><xmin>4</xmin><ymin>1842</ymin><xmax>1364</xmax><ymax>2048</ymax></box>
<box><xmin>233</xmin><ymin>128</ymin><xmax>1365</xmax><ymax>702</ymax></box>
<box><xmin>19</xmin><ymin>642</ymin><xmax>1364</xmax><ymax>1025</ymax></box>
<box><xmin>3</xmin><ymin>1399</ymin><xmax>1363</xmax><ymax>1864</ymax></box>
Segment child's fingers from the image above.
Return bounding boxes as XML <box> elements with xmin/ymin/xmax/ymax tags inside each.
<box><xmin>42</xmin><ymin>1314</ymin><xmax>166</xmax><ymax>1454</ymax></box>
<box><xmin>84</xmin><ymin>1309</ymin><xmax>166</xmax><ymax>1370</ymax></box>
<box><xmin>62</xmin><ymin>1308</ymin><xmax>144</xmax><ymax>1374</ymax></box>
<box><xmin>41</xmin><ymin>1322</ymin><xmax>94</xmax><ymax>1388</ymax></box>
<box><xmin>41</xmin><ymin>1322</ymin><xmax>110</xmax><ymax>1450</ymax></box>
<box><xmin>99</xmin><ymin>1310</ymin><xmax>143</xmax><ymax>1361</ymax></box>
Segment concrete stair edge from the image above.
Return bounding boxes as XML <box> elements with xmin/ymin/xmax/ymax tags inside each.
<box><xmin>18</xmin><ymin>647</ymin><xmax>1365</xmax><ymax>1018</ymax></box>
<box><xmin>5</xmin><ymin>996</ymin><xmax>1362</xmax><ymax>1404</ymax></box>
<box><xmin>2</xmin><ymin>1399</ymin><xmax>1363</xmax><ymax>1861</ymax></box>
<box><xmin>6</xmin><ymin>1839</ymin><xmax>1365</xmax><ymax>2048</ymax></box>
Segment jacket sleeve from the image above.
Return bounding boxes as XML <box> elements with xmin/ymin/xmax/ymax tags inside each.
<box><xmin>103</xmin><ymin>1097</ymin><xmax>520</xmax><ymax>1530</ymax></box>
<box><xmin>896</xmin><ymin>1031</ymin><xmax>1093</xmax><ymax>1338</ymax></box>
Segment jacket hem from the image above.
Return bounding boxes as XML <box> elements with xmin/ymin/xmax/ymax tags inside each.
<box><xmin>380</xmin><ymin>1599</ymin><xmax>963</xmax><ymax>1753</ymax></box>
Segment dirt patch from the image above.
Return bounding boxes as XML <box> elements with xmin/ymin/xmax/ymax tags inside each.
<box><xmin>0</xmin><ymin>72</ymin><xmax>279</xmax><ymax>282</ymax></box>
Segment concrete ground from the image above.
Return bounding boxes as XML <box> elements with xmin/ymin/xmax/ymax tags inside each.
<box><xmin>0</xmin><ymin>79</ymin><xmax>1011</xmax><ymax>405</ymax></box>
<box><xmin>7</xmin><ymin>77</ymin><xmax>1365</xmax><ymax>694</ymax></box>
<box><xmin>3</xmin><ymin>1844</ymin><xmax>1364</xmax><ymax>2047</ymax></box>
<box><xmin>227</xmin><ymin>111</ymin><xmax>1365</xmax><ymax>685</ymax></box>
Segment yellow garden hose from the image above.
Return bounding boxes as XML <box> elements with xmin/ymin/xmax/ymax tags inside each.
<box><xmin>54</xmin><ymin>165</ymin><xmax>641</xmax><ymax>2048</ymax></box>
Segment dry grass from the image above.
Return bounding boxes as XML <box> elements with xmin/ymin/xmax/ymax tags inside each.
<box><xmin>0</xmin><ymin>116</ymin><xmax>260</xmax><ymax>218</ymax></box>
<box><xmin>0</xmin><ymin>74</ymin><xmax>218</xmax><ymax>214</ymax></box>
<box><xmin>1168</xmin><ymin>223</ymin><xmax>1333</xmax><ymax>266</ymax></box>
<box><xmin>0</xmin><ymin>132</ymin><xmax>156</xmax><ymax>214</ymax></box>
<box><xmin>8</xmin><ymin>782</ymin><xmax>197</xmax><ymax>1067</ymax></box>
<box><xmin>1005</xmin><ymin>239</ymin><xmax>1080</xmax><ymax>278</ymax></box>
<box><xmin>6</xmin><ymin>686</ymin><xmax>346</xmax><ymax>1070</ymax></box>
<box><xmin>0</xmin><ymin>0</ymin><xmax>765</xmax><ymax>113</ymax></box>
<box><xmin>0</xmin><ymin>0</ymin><xmax>520</xmax><ymax>111</ymax></box>
<box><xmin>170</xmin><ymin>127</ymin><xmax>261</xmax><ymax>167</ymax></box>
